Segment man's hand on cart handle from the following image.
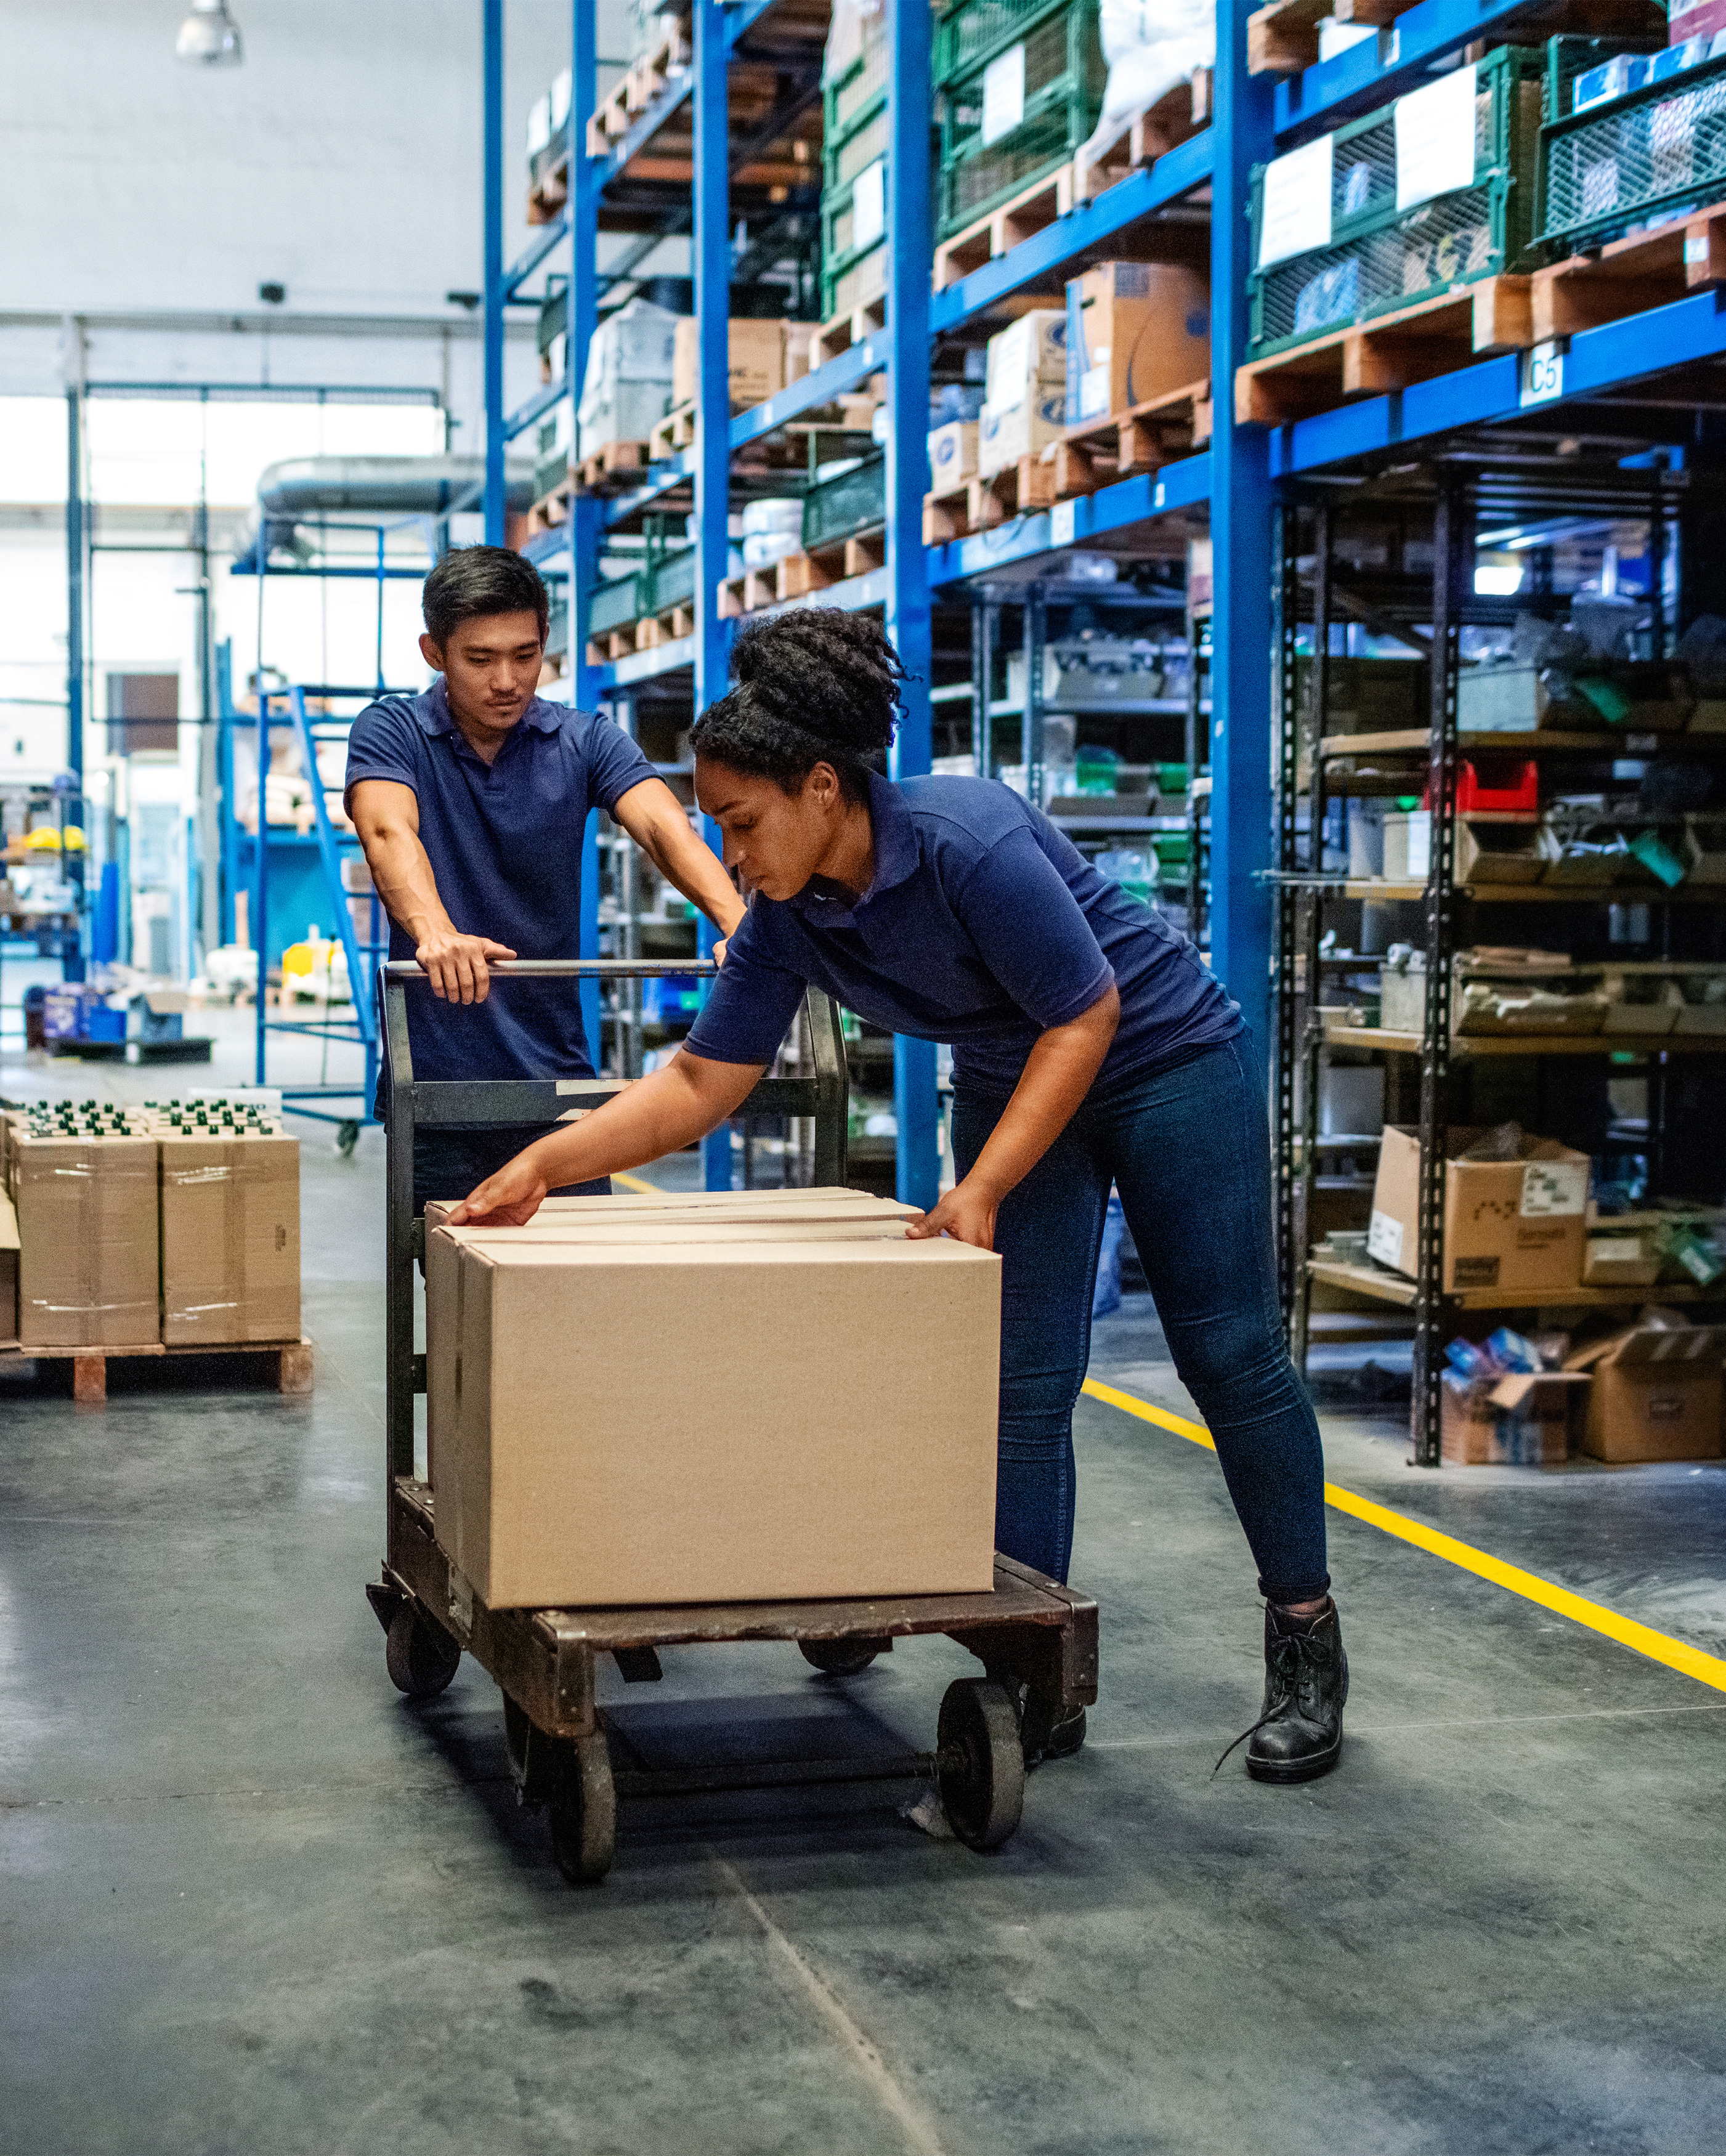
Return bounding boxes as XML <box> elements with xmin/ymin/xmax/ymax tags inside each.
<box><xmin>415</xmin><ymin>926</ymin><xmax>518</xmax><ymax>1005</ymax></box>
<box><xmin>447</xmin><ymin>1154</ymin><xmax>548</xmax><ymax>1228</ymax></box>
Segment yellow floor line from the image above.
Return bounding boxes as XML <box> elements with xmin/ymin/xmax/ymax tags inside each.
<box><xmin>611</xmin><ymin>1171</ymin><xmax>662</xmax><ymax>1195</ymax></box>
<box><xmin>1080</xmin><ymin>1376</ymin><xmax>1726</xmax><ymax>1697</ymax></box>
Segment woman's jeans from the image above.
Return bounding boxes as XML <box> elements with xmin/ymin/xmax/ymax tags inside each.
<box><xmin>951</xmin><ymin>1032</ymin><xmax>1330</xmax><ymax>1605</ymax></box>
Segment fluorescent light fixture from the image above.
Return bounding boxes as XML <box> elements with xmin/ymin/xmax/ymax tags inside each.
<box><xmin>177</xmin><ymin>0</ymin><xmax>243</xmax><ymax>65</ymax></box>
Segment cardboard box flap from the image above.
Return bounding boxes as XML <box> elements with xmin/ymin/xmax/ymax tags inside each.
<box><xmin>1488</xmin><ymin>1371</ymin><xmax>1590</xmax><ymax>1409</ymax></box>
<box><xmin>432</xmin><ymin>1217</ymin><xmax>913</xmax><ymax>1249</ymax></box>
<box><xmin>1565</xmin><ymin>1324</ymin><xmax>1726</xmax><ymax>1372</ymax></box>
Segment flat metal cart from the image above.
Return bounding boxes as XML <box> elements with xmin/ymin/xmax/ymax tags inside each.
<box><xmin>368</xmin><ymin>959</ymin><xmax>1098</xmax><ymax>1881</ymax></box>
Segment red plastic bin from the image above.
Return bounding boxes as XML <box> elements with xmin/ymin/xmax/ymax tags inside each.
<box><xmin>1424</xmin><ymin>760</ymin><xmax>1539</xmax><ymax>815</ymax></box>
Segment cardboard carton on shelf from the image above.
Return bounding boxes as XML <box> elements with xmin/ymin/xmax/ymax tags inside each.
<box><xmin>1565</xmin><ymin>1319</ymin><xmax>1726</xmax><ymax>1462</ymax></box>
<box><xmin>10</xmin><ymin>1132</ymin><xmax>160</xmax><ymax>1348</ymax></box>
<box><xmin>425</xmin><ymin>1230</ymin><xmax>1001</xmax><ymax>1609</ymax></box>
<box><xmin>1367</xmin><ymin>1124</ymin><xmax>1590</xmax><ymax>1294</ymax></box>
<box><xmin>1440</xmin><ymin>1369</ymin><xmax>1590</xmax><ymax>1465</ymax></box>
<box><xmin>670</xmin><ymin>316</ymin><xmax>787</xmax><ymax>413</ymax></box>
<box><xmin>1063</xmin><ymin>260</ymin><xmax>1210</xmax><ymax>426</ymax></box>
<box><xmin>926</xmin><ymin>419</ymin><xmax>979</xmax><ymax>490</ymax></box>
<box><xmin>0</xmin><ymin>1189</ymin><xmax>17</xmax><ymax>1348</ymax></box>
<box><xmin>159</xmin><ymin>1131</ymin><xmax>301</xmax><ymax>1346</ymax></box>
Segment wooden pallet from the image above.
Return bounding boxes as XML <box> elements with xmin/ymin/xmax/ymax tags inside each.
<box><xmin>585</xmin><ymin>604</ymin><xmax>699</xmax><ymax>665</ymax></box>
<box><xmin>647</xmin><ymin>402</ymin><xmax>698</xmax><ymax>460</ymax></box>
<box><xmin>527</xmin><ymin>476</ymin><xmax>573</xmax><ymax>535</ymax></box>
<box><xmin>1532</xmin><ymin>197</ymin><xmax>1726</xmax><ymax>342</ymax></box>
<box><xmin>934</xmin><ymin>164</ymin><xmax>1077</xmax><ymax>292</ymax></box>
<box><xmin>1046</xmin><ymin>378</ymin><xmax>1213</xmax><ymax>501</ymax></box>
<box><xmin>923</xmin><ymin>455</ymin><xmax>1060</xmax><ymax>544</ymax></box>
<box><xmin>809</xmin><ymin>293</ymin><xmax>888</xmax><ymax>370</ymax></box>
<box><xmin>572</xmin><ymin>440</ymin><xmax>651</xmax><ymax>498</ymax></box>
<box><xmin>583</xmin><ymin>19</ymin><xmax>691</xmax><ymax>159</ymax></box>
<box><xmin>1</xmin><ymin>1334</ymin><xmax>315</xmax><ymax>1406</ymax></box>
<box><xmin>1248</xmin><ymin>0</ymin><xmax>1401</xmax><ymax>74</ymax></box>
<box><xmin>1076</xmin><ymin>74</ymin><xmax>1210</xmax><ymax>201</ymax></box>
<box><xmin>1234</xmin><ymin>275</ymin><xmax>1532</xmax><ymax>427</ymax></box>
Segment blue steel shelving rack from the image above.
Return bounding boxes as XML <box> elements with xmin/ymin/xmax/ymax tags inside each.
<box><xmin>482</xmin><ymin>0</ymin><xmax>1726</xmax><ymax>1217</ymax></box>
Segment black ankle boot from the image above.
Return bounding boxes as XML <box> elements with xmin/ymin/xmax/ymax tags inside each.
<box><xmin>1246</xmin><ymin>1600</ymin><xmax>1347</xmax><ymax>1783</ymax></box>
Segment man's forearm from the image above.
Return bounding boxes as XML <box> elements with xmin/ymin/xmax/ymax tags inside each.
<box><xmin>365</xmin><ymin>827</ymin><xmax>455</xmax><ymax>939</ymax></box>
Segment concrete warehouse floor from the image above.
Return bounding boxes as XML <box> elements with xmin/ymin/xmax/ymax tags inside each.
<box><xmin>4</xmin><ymin>1013</ymin><xmax>1726</xmax><ymax>2154</ymax></box>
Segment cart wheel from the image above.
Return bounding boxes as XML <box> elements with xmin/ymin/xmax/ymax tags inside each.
<box><xmin>799</xmin><ymin>1637</ymin><xmax>885</xmax><ymax>1677</ymax></box>
<box><xmin>384</xmin><ymin>1603</ymin><xmax>461</xmax><ymax>1700</ymax></box>
<box><xmin>936</xmin><ymin>1679</ymin><xmax>1025</xmax><ymax>1852</ymax></box>
<box><xmin>336</xmin><ymin>1119</ymin><xmax>360</xmax><ymax>1158</ymax></box>
<box><xmin>548</xmin><ymin>1730</ymin><xmax>617</xmax><ymax>1886</ymax></box>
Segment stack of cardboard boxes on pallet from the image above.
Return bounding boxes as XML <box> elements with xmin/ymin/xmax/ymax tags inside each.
<box><xmin>0</xmin><ymin>1096</ymin><xmax>302</xmax><ymax>1386</ymax></box>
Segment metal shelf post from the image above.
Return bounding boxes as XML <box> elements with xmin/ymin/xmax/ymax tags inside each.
<box><xmin>483</xmin><ymin>0</ymin><xmax>506</xmax><ymax>543</ymax></box>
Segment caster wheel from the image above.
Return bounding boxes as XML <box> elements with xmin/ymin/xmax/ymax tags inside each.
<box><xmin>936</xmin><ymin>1679</ymin><xmax>1025</xmax><ymax>1852</ymax></box>
<box><xmin>384</xmin><ymin>1603</ymin><xmax>461</xmax><ymax>1700</ymax></box>
<box><xmin>335</xmin><ymin>1119</ymin><xmax>360</xmax><ymax>1159</ymax></box>
<box><xmin>799</xmin><ymin>1637</ymin><xmax>885</xmax><ymax>1677</ymax></box>
<box><xmin>548</xmin><ymin>1728</ymin><xmax>617</xmax><ymax>1886</ymax></box>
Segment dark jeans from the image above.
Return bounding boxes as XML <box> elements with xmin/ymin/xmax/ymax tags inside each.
<box><xmin>409</xmin><ymin>1122</ymin><xmax>609</xmax><ymax>1217</ymax></box>
<box><xmin>951</xmin><ymin>1032</ymin><xmax>1329</xmax><ymax>1605</ymax></box>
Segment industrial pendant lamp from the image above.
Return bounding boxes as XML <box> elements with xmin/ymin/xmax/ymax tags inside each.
<box><xmin>176</xmin><ymin>0</ymin><xmax>244</xmax><ymax>65</ymax></box>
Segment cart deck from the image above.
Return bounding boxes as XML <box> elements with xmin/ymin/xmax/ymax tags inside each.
<box><xmin>371</xmin><ymin>960</ymin><xmax>1098</xmax><ymax>1879</ymax></box>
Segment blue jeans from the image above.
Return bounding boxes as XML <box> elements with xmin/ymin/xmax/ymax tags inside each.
<box><xmin>951</xmin><ymin>1032</ymin><xmax>1330</xmax><ymax>1604</ymax></box>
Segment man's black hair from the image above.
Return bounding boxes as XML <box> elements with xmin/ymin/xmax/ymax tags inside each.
<box><xmin>421</xmin><ymin>545</ymin><xmax>549</xmax><ymax>646</ymax></box>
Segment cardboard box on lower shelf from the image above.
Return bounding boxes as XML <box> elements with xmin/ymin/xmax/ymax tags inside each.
<box><xmin>1367</xmin><ymin>1124</ymin><xmax>1590</xmax><ymax>1295</ymax></box>
<box><xmin>1565</xmin><ymin>1319</ymin><xmax>1726</xmax><ymax>1462</ymax></box>
<box><xmin>160</xmin><ymin>1132</ymin><xmax>301</xmax><ymax>1345</ymax></box>
<box><xmin>1441</xmin><ymin>1370</ymin><xmax>1591</xmax><ymax>1465</ymax></box>
<box><xmin>426</xmin><ymin>1228</ymin><xmax>1001</xmax><ymax>1609</ymax></box>
<box><xmin>10</xmin><ymin>1132</ymin><xmax>159</xmax><ymax>1348</ymax></box>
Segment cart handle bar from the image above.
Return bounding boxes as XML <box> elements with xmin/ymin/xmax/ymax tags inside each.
<box><xmin>383</xmin><ymin>958</ymin><xmax>717</xmax><ymax>980</ymax></box>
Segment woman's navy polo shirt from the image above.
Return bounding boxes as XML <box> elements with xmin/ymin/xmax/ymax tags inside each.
<box><xmin>344</xmin><ymin>678</ymin><xmax>654</xmax><ymax>1082</ymax></box>
<box><xmin>686</xmin><ymin>771</ymin><xmax>1241</xmax><ymax>1095</ymax></box>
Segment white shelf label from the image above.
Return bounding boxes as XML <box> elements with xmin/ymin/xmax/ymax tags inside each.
<box><xmin>853</xmin><ymin>159</ymin><xmax>886</xmax><ymax>250</ymax></box>
<box><xmin>1050</xmin><ymin>498</ymin><xmax>1076</xmax><ymax>546</ymax></box>
<box><xmin>1395</xmin><ymin>63</ymin><xmax>1477</xmax><ymax>212</ymax></box>
<box><xmin>982</xmin><ymin>41</ymin><xmax>1026</xmax><ymax>147</ymax></box>
<box><xmin>1153</xmin><ymin>479</ymin><xmax>1167</xmax><ymax>509</ymax></box>
<box><xmin>1258</xmin><ymin>133</ymin><xmax>1334</xmax><ymax>268</ymax></box>
<box><xmin>1520</xmin><ymin>341</ymin><xmax>1565</xmax><ymax>407</ymax></box>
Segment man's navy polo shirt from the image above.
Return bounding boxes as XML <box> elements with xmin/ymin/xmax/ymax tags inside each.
<box><xmin>685</xmin><ymin>771</ymin><xmax>1240</xmax><ymax>1095</ymax></box>
<box><xmin>344</xmin><ymin>677</ymin><xmax>654</xmax><ymax>1082</ymax></box>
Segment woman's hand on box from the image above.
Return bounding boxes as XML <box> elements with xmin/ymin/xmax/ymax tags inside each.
<box><xmin>447</xmin><ymin>1153</ymin><xmax>547</xmax><ymax>1228</ymax></box>
<box><xmin>904</xmin><ymin>1176</ymin><xmax>999</xmax><ymax>1252</ymax></box>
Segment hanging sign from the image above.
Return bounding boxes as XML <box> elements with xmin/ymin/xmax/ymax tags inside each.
<box><xmin>1395</xmin><ymin>63</ymin><xmax>1478</xmax><ymax>211</ymax></box>
<box><xmin>1257</xmin><ymin>134</ymin><xmax>1334</xmax><ymax>268</ymax></box>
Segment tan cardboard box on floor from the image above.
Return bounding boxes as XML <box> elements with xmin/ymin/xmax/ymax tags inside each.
<box><xmin>10</xmin><ymin>1132</ymin><xmax>160</xmax><ymax>1348</ymax></box>
<box><xmin>426</xmin><ymin>1230</ymin><xmax>1000</xmax><ymax>1608</ymax></box>
<box><xmin>160</xmin><ymin>1131</ymin><xmax>301</xmax><ymax>1345</ymax></box>
<box><xmin>1564</xmin><ymin>1322</ymin><xmax>1726</xmax><ymax>1461</ymax></box>
<box><xmin>1367</xmin><ymin>1125</ymin><xmax>1590</xmax><ymax>1294</ymax></box>
<box><xmin>0</xmin><ymin>1189</ymin><xmax>18</xmax><ymax>1348</ymax></box>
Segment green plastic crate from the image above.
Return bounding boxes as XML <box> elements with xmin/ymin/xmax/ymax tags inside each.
<box><xmin>934</xmin><ymin>0</ymin><xmax>1089</xmax><ymax>91</ymax></box>
<box><xmin>802</xmin><ymin>454</ymin><xmax>885</xmax><ymax>551</ymax></box>
<box><xmin>1538</xmin><ymin>37</ymin><xmax>1726</xmax><ymax>256</ymax></box>
<box><xmin>587</xmin><ymin>571</ymin><xmax>646</xmax><ymax>638</ymax></box>
<box><xmin>936</xmin><ymin>3</ymin><xmax>1103</xmax><ymax>238</ymax></box>
<box><xmin>1246</xmin><ymin>44</ymin><xmax>1544</xmax><ymax>363</ymax></box>
<box><xmin>827</xmin><ymin>103</ymin><xmax>889</xmax><ymax>194</ymax></box>
<box><xmin>537</xmin><ymin>283</ymin><xmax>567</xmax><ymax>357</ymax></box>
<box><xmin>645</xmin><ymin>546</ymin><xmax>697</xmax><ymax>615</ymax></box>
<box><xmin>824</xmin><ymin>10</ymin><xmax>889</xmax><ymax>143</ymax></box>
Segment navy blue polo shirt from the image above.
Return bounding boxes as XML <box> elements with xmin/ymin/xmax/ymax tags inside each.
<box><xmin>344</xmin><ymin>677</ymin><xmax>655</xmax><ymax>1082</ymax></box>
<box><xmin>686</xmin><ymin>771</ymin><xmax>1240</xmax><ymax>1095</ymax></box>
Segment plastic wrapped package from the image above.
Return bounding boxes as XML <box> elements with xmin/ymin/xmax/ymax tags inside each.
<box><xmin>1076</xmin><ymin>0</ymin><xmax>1215</xmax><ymax>193</ymax></box>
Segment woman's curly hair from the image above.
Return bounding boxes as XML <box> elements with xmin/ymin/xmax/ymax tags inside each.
<box><xmin>690</xmin><ymin>610</ymin><xmax>906</xmax><ymax>800</ymax></box>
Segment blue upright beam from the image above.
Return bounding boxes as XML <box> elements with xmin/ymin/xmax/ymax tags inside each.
<box><xmin>482</xmin><ymin>0</ymin><xmax>506</xmax><ymax>543</ymax></box>
<box><xmin>1209</xmin><ymin>0</ymin><xmax>1277</xmax><ymax>1050</ymax></box>
<box><xmin>570</xmin><ymin>0</ymin><xmax>602</xmax><ymax>716</ymax></box>
<box><xmin>693</xmin><ymin>0</ymin><xmax>733</xmax><ymax>1192</ymax></box>
<box><xmin>885</xmin><ymin>0</ymin><xmax>939</xmax><ymax>1212</ymax></box>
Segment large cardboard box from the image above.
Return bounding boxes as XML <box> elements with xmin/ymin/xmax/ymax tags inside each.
<box><xmin>1440</xmin><ymin>1370</ymin><xmax>1590</xmax><ymax>1465</ymax></box>
<box><xmin>1565</xmin><ymin>1323</ymin><xmax>1726</xmax><ymax>1462</ymax></box>
<box><xmin>1064</xmin><ymin>261</ymin><xmax>1210</xmax><ymax>425</ymax></box>
<box><xmin>160</xmin><ymin>1132</ymin><xmax>301</xmax><ymax>1345</ymax></box>
<box><xmin>671</xmin><ymin>317</ymin><xmax>788</xmax><ymax>413</ymax></box>
<box><xmin>927</xmin><ymin>419</ymin><xmax>979</xmax><ymax>490</ymax></box>
<box><xmin>426</xmin><ymin>1231</ymin><xmax>1000</xmax><ymax>1607</ymax></box>
<box><xmin>983</xmin><ymin>310</ymin><xmax>1068</xmax><ymax>408</ymax></box>
<box><xmin>978</xmin><ymin>387</ymin><xmax>1066</xmax><ymax>476</ymax></box>
<box><xmin>11</xmin><ymin>1133</ymin><xmax>160</xmax><ymax>1348</ymax></box>
<box><xmin>1367</xmin><ymin>1125</ymin><xmax>1590</xmax><ymax>1294</ymax></box>
<box><xmin>0</xmin><ymin>1189</ymin><xmax>18</xmax><ymax>1348</ymax></box>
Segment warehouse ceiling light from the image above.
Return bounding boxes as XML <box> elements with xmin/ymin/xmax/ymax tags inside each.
<box><xmin>176</xmin><ymin>0</ymin><xmax>243</xmax><ymax>65</ymax></box>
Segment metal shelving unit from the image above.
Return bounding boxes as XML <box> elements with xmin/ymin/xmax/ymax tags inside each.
<box><xmin>482</xmin><ymin>0</ymin><xmax>1726</xmax><ymax>1420</ymax></box>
